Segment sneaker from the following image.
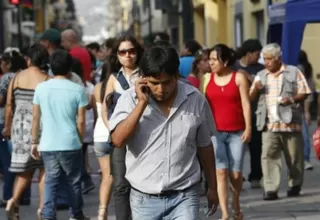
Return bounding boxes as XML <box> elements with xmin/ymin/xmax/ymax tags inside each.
<box><xmin>250</xmin><ymin>180</ymin><xmax>261</xmax><ymax>189</ymax></box>
<box><xmin>82</xmin><ymin>179</ymin><xmax>95</xmax><ymax>194</ymax></box>
<box><xmin>69</xmin><ymin>216</ymin><xmax>90</xmax><ymax>220</ymax></box>
<box><xmin>304</xmin><ymin>161</ymin><xmax>313</xmax><ymax>170</ymax></box>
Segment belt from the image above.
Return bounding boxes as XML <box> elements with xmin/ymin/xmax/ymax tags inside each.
<box><xmin>132</xmin><ymin>185</ymin><xmax>194</xmax><ymax>198</ymax></box>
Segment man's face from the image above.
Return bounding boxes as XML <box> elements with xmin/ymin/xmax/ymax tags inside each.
<box><xmin>248</xmin><ymin>50</ymin><xmax>261</xmax><ymax>64</ymax></box>
<box><xmin>146</xmin><ymin>72</ymin><xmax>178</xmax><ymax>102</ymax></box>
<box><xmin>263</xmin><ymin>53</ymin><xmax>282</xmax><ymax>72</ymax></box>
<box><xmin>39</xmin><ymin>40</ymin><xmax>49</xmax><ymax>49</ymax></box>
<box><xmin>61</xmin><ymin>36</ymin><xmax>71</xmax><ymax>50</ymax></box>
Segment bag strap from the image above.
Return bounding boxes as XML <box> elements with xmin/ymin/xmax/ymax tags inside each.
<box><xmin>113</xmin><ymin>71</ymin><xmax>130</xmax><ymax>91</ymax></box>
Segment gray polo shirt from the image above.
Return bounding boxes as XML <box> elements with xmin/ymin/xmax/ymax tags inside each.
<box><xmin>109</xmin><ymin>81</ymin><xmax>216</xmax><ymax>194</ymax></box>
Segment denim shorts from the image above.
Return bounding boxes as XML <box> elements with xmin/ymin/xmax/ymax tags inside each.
<box><xmin>211</xmin><ymin>131</ymin><xmax>246</xmax><ymax>172</ymax></box>
<box><xmin>94</xmin><ymin>142</ymin><xmax>113</xmax><ymax>158</ymax></box>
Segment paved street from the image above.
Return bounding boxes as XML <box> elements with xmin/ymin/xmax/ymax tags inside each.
<box><xmin>1</xmin><ymin>123</ymin><xmax>320</xmax><ymax>219</ymax></box>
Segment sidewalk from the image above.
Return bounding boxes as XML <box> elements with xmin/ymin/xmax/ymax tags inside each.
<box><xmin>1</xmin><ymin>123</ymin><xmax>320</xmax><ymax>219</ymax></box>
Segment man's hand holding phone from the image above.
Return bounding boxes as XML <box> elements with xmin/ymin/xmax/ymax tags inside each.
<box><xmin>135</xmin><ymin>78</ymin><xmax>149</xmax><ymax>107</ymax></box>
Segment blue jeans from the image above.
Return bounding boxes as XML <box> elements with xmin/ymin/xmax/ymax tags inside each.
<box><xmin>130</xmin><ymin>185</ymin><xmax>200</xmax><ymax>220</ymax></box>
<box><xmin>302</xmin><ymin>117</ymin><xmax>311</xmax><ymax>162</ymax></box>
<box><xmin>0</xmin><ymin>134</ymin><xmax>31</xmax><ymax>201</ymax></box>
<box><xmin>212</xmin><ymin>131</ymin><xmax>246</xmax><ymax>172</ymax></box>
<box><xmin>41</xmin><ymin>150</ymin><xmax>84</xmax><ymax>220</ymax></box>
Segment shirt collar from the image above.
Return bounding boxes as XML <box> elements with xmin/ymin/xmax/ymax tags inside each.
<box><xmin>266</xmin><ymin>63</ymin><xmax>286</xmax><ymax>76</ymax></box>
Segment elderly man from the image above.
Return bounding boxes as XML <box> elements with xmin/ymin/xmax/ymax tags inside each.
<box><xmin>109</xmin><ymin>45</ymin><xmax>218</xmax><ymax>219</ymax></box>
<box><xmin>250</xmin><ymin>43</ymin><xmax>311</xmax><ymax>200</ymax></box>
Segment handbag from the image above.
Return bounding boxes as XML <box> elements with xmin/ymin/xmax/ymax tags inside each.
<box><xmin>312</xmin><ymin>127</ymin><xmax>320</xmax><ymax>160</ymax></box>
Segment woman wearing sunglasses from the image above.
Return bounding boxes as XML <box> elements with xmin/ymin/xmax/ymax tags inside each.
<box><xmin>100</xmin><ymin>35</ymin><xmax>144</xmax><ymax>220</ymax></box>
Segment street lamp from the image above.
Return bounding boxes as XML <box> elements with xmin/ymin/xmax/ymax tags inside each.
<box><xmin>9</xmin><ymin>0</ymin><xmax>23</xmax><ymax>49</ymax></box>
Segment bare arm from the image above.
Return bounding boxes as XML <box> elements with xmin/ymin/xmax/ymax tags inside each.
<box><xmin>4</xmin><ymin>80</ymin><xmax>14</xmax><ymax>136</ymax></box>
<box><xmin>77</xmin><ymin>107</ymin><xmax>86</xmax><ymax>142</ymax></box>
<box><xmin>197</xmin><ymin>145</ymin><xmax>217</xmax><ymax>189</ymax></box>
<box><xmin>31</xmin><ymin>104</ymin><xmax>41</xmax><ymax>143</ymax></box>
<box><xmin>111</xmin><ymin>102</ymin><xmax>146</xmax><ymax>148</ymax></box>
<box><xmin>238</xmin><ymin>69</ymin><xmax>254</xmax><ymax>83</ymax></box>
<box><xmin>292</xmin><ymin>94</ymin><xmax>308</xmax><ymax>103</ymax></box>
<box><xmin>237</xmin><ymin>72</ymin><xmax>252</xmax><ymax>131</ymax></box>
<box><xmin>102</xmin><ymin>75</ymin><xmax>115</xmax><ymax>127</ymax></box>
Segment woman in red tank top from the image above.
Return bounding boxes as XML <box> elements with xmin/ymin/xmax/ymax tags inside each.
<box><xmin>206</xmin><ymin>44</ymin><xmax>251</xmax><ymax>220</ymax></box>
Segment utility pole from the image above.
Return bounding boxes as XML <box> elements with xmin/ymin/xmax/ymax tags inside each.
<box><xmin>17</xmin><ymin>4</ymin><xmax>23</xmax><ymax>49</ymax></box>
<box><xmin>0</xmin><ymin>0</ymin><xmax>5</xmax><ymax>52</ymax></box>
<box><xmin>182</xmin><ymin>0</ymin><xmax>194</xmax><ymax>41</ymax></box>
<box><xmin>148</xmin><ymin>0</ymin><xmax>152</xmax><ymax>43</ymax></box>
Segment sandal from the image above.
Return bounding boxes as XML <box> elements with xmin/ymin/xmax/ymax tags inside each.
<box><xmin>98</xmin><ymin>206</ymin><xmax>108</xmax><ymax>220</ymax></box>
<box><xmin>5</xmin><ymin>199</ymin><xmax>19</xmax><ymax>220</ymax></box>
<box><xmin>233</xmin><ymin>211</ymin><xmax>244</xmax><ymax>220</ymax></box>
<box><xmin>37</xmin><ymin>208</ymin><xmax>41</xmax><ymax>220</ymax></box>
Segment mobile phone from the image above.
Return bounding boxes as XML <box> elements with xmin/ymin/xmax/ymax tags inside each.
<box><xmin>141</xmin><ymin>86</ymin><xmax>150</xmax><ymax>94</ymax></box>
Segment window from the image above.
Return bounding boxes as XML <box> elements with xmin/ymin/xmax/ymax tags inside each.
<box><xmin>234</xmin><ymin>15</ymin><xmax>243</xmax><ymax>48</ymax></box>
<box><xmin>254</xmin><ymin>10</ymin><xmax>265</xmax><ymax>44</ymax></box>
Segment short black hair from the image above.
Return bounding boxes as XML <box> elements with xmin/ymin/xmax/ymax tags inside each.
<box><xmin>104</xmin><ymin>37</ymin><xmax>116</xmax><ymax>49</ymax></box>
<box><xmin>71</xmin><ymin>57</ymin><xmax>83</xmax><ymax>79</ymax></box>
<box><xmin>27</xmin><ymin>44</ymin><xmax>49</xmax><ymax>72</ymax></box>
<box><xmin>50</xmin><ymin>49</ymin><xmax>73</xmax><ymax>76</ymax></box>
<box><xmin>139</xmin><ymin>45</ymin><xmax>180</xmax><ymax>78</ymax></box>
<box><xmin>1</xmin><ymin>50</ymin><xmax>27</xmax><ymax>72</ymax></box>
<box><xmin>210</xmin><ymin>44</ymin><xmax>237</xmax><ymax>67</ymax></box>
<box><xmin>236</xmin><ymin>39</ymin><xmax>262</xmax><ymax>58</ymax></box>
<box><xmin>184</xmin><ymin>40</ymin><xmax>202</xmax><ymax>56</ymax></box>
<box><xmin>154</xmin><ymin>32</ymin><xmax>170</xmax><ymax>42</ymax></box>
<box><xmin>86</xmin><ymin>42</ymin><xmax>100</xmax><ymax>51</ymax></box>
<box><xmin>153</xmin><ymin>40</ymin><xmax>172</xmax><ymax>47</ymax></box>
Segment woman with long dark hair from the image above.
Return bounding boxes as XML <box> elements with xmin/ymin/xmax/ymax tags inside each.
<box><xmin>92</xmin><ymin>54</ymin><xmax>118</xmax><ymax>220</ymax></box>
<box><xmin>4</xmin><ymin>44</ymin><xmax>50</xmax><ymax>220</ymax></box>
<box><xmin>101</xmin><ymin>35</ymin><xmax>143</xmax><ymax>220</ymax></box>
<box><xmin>0</xmin><ymin>51</ymin><xmax>31</xmax><ymax>208</ymax></box>
<box><xmin>206</xmin><ymin>44</ymin><xmax>251</xmax><ymax>220</ymax></box>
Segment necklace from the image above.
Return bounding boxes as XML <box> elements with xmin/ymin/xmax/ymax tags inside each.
<box><xmin>221</xmin><ymin>86</ymin><xmax>224</xmax><ymax>91</ymax></box>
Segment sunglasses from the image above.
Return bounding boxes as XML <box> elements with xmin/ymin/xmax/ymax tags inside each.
<box><xmin>117</xmin><ymin>48</ymin><xmax>137</xmax><ymax>56</ymax></box>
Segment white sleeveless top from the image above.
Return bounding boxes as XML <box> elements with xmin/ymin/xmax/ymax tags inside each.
<box><xmin>93</xmin><ymin>102</ymin><xmax>110</xmax><ymax>142</ymax></box>
<box><xmin>93</xmin><ymin>68</ymin><xmax>140</xmax><ymax>143</ymax></box>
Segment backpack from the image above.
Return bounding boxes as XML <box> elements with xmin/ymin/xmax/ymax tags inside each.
<box><xmin>106</xmin><ymin>71</ymin><xmax>130</xmax><ymax>119</ymax></box>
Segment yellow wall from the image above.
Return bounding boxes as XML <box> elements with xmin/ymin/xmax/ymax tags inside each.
<box><xmin>226</xmin><ymin>0</ymin><xmax>320</xmax><ymax>89</ymax></box>
<box><xmin>193</xmin><ymin>0</ymin><xmax>227</xmax><ymax>47</ymax></box>
<box><xmin>301</xmin><ymin>24</ymin><xmax>320</xmax><ymax>90</ymax></box>
<box><xmin>227</xmin><ymin>0</ymin><xmax>268</xmax><ymax>47</ymax></box>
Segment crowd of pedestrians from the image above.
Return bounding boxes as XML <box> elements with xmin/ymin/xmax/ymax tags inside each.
<box><xmin>0</xmin><ymin>29</ymin><xmax>316</xmax><ymax>220</ymax></box>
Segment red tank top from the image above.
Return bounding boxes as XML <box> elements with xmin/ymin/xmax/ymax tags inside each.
<box><xmin>205</xmin><ymin>72</ymin><xmax>245</xmax><ymax>132</ymax></box>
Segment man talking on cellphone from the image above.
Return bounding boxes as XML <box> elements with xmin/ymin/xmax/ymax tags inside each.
<box><xmin>108</xmin><ymin>44</ymin><xmax>219</xmax><ymax>219</ymax></box>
